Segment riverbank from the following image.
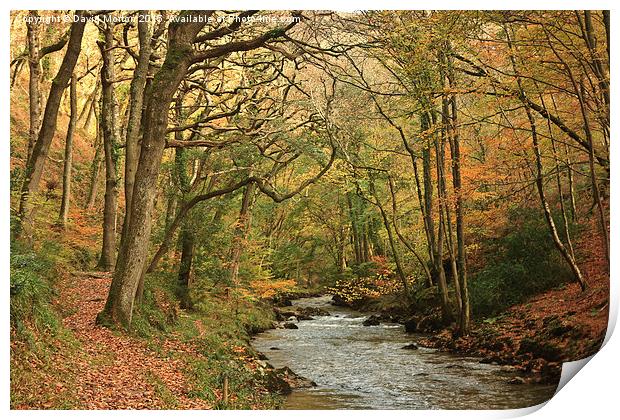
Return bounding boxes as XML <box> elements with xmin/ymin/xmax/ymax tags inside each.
<box><xmin>417</xmin><ymin>264</ymin><xmax>608</xmax><ymax>384</ymax></box>
<box><xmin>337</xmin><ymin>260</ymin><xmax>608</xmax><ymax>386</ymax></box>
<box><xmin>423</xmin><ymin>226</ymin><xmax>609</xmax><ymax>385</ymax></box>
<box><xmin>11</xmin><ymin>267</ymin><xmax>288</xmax><ymax>409</ymax></box>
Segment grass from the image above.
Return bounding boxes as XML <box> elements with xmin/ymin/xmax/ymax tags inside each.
<box><xmin>145</xmin><ymin>370</ymin><xmax>179</xmax><ymax>409</ymax></box>
<box><xmin>128</xmin><ymin>271</ymin><xmax>284</xmax><ymax>409</ymax></box>
<box><xmin>10</xmin><ymin>240</ymin><xmax>83</xmax><ymax>409</ymax></box>
<box><xmin>10</xmin><ymin>208</ymin><xmax>289</xmax><ymax>410</ymax></box>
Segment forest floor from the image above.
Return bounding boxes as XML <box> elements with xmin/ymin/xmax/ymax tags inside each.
<box><xmin>11</xmin><ymin>269</ymin><xmax>218</xmax><ymax>409</ymax></box>
<box><xmin>58</xmin><ymin>271</ymin><xmax>215</xmax><ymax>409</ymax></box>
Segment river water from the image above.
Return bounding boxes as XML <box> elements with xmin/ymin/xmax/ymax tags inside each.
<box><xmin>252</xmin><ymin>296</ymin><xmax>558</xmax><ymax>410</ymax></box>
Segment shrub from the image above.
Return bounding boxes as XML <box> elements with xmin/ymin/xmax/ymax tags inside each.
<box><xmin>469</xmin><ymin>207</ymin><xmax>573</xmax><ymax>318</ymax></box>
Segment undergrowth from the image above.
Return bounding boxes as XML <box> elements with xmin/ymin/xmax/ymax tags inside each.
<box><xmin>469</xmin><ymin>208</ymin><xmax>574</xmax><ymax>318</ymax></box>
<box><xmin>131</xmin><ymin>271</ymin><xmax>282</xmax><ymax>409</ymax></box>
<box><xmin>10</xmin><ymin>240</ymin><xmax>81</xmax><ymax>409</ymax></box>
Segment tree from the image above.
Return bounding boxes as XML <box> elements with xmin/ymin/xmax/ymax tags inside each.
<box><xmin>97</xmin><ymin>20</ymin><xmax>120</xmax><ymax>271</ymax></box>
<box><xmin>58</xmin><ymin>73</ymin><xmax>77</xmax><ymax>227</ymax></box>
<box><xmin>99</xmin><ymin>11</ymin><xmax>302</xmax><ymax>327</ymax></box>
<box><xmin>15</xmin><ymin>13</ymin><xmax>86</xmax><ymax>239</ymax></box>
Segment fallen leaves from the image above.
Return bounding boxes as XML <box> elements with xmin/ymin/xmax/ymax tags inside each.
<box><xmin>49</xmin><ymin>272</ymin><xmax>215</xmax><ymax>409</ymax></box>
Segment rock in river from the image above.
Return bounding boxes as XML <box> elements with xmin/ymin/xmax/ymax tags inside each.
<box><xmin>404</xmin><ymin>316</ymin><xmax>420</xmax><ymax>333</ymax></box>
<box><xmin>283</xmin><ymin>322</ymin><xmax>299</xmax><ymax>329</ymax></box>
<box><xmin>363</xmin><ymin>314</ymin><xmax>381</xmax><ymax>326</ymax></box>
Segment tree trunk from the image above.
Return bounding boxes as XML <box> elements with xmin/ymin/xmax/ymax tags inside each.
<box><xmin>173</xmin><ymin>97</ymin><xmax>195</xmax><ymax>308</ymax></box>
<box><xmin>550</xmin><ymin>95</ymin><xmax>578</xmax><ymax>222</ymax></box>
<box><xmin>122</xmin><ymin>11</ymin><xmax>152</xmax><ymax>238</ymax></box>
<box><xmin>576</xmin><ymin>80</ymin><xmax>609</xmax><ymax>266</ymax></box>
<box><xmin>16</xmin><ymin>15</ymin><xmax>86</xmax><ymax>239</ymax></box>
<box><xmin>446</xmin><ymin>106</ymin><xmax>468</xmax><ymax>333</ymax></box>
<box><xmin>86</xmin><ymin>117</ymin><xmax>103</xmax><ymax>209</ymax></box>
<box><xmin>433</xmin><ymin>117</ymin><xmax>453</xmax><ymax>323</ymax></box>
<box><xmin>97</xmin><ymin>24</ymin><xmax>120</xmax><ymax>271</ymax></box>
<box><xmin>440</xmin><ymin>93</ymin><xmax>461</xmax><ymax>314</ymax></box>
<box><xmin>347</xmin><ymin>192</ymin><xmax>362</xmax><ymax>265</ymax></box>
<box><xmin>98</xmin><ymin>17</ymin><xmax>208</xmax><ymax>328</ymax></box>
<box><xmin>445</xmin><ymin>50</ymin><xmax>470</xmax><ymax>335</ymax></box>
<box><xmin>528</xmin><ymin>107</ymin><xmax>587</xmax><ymax>291</ymax></box>
<box><xmin>506</xmin><ymin>25</ymin><xmax>588</xmax><ymax>291</ymax></box>
<box><xmin>26</xmin><ymin>11</ymin><xmax>42</xmax><ymax>163</ymax></box>
<box><xmin>544</xmin><ymin>94</ymin><xmax>576</xmax><ymax>260</ymax></box>
<box><xmin>230</xmin><ymin>181</ymin><xmax>257</xmax><ymax>286</ymax></box>
<box><xmin>387</xmin><ymin>177</ymin><xmax>434</xmax><ymax>287</ymax></box>
<box><xmin>370</xmin><ymin>180</ymin><xmax>408</xmax><ymax>296</ymax></box>
<box><xmin>422</xmin><ymin>133</ymin><xmax>437</xmax><ymax>268</ymax></box>
<box><xmin>177</xmin><ymin>224</ymin><xmax>195</xmax><ymax>309</ymax></box>
<box><xmin>58</xmin><ymin>73</ymin><xmax>77</xmax><ymax>227</ymax></box>
<box><xmin>411</xmin><ymin>154</ymin><xmax>434</xmax><ymax>278</ymax></box>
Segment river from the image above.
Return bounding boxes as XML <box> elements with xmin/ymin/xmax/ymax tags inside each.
<box><xmin>252</xmin><ymin>295</ymin><xmax>558</xmax><ymax>409</ymax></box>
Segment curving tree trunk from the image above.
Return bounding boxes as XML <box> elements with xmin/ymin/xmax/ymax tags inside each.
<box><xmin>230</xmin><ymin>181</ymin><xmax>257</xmax><ymax>287</ymax></box>
<box><xmin>26</xmin><ymin>11</ymin><xmax>42</xmax><ymax>162</ymax></box>
<box><xmin>506</xmin><ymin>26</ymin><xmax>587</xmax><ymax>291</ymax></box>
<box><xmin>122</xmin><ymin>11</ymin><xmax>152</xmax><ymax>238</ymax></box>
<box><xmin>98</xmin><ymin>11</ymin><xmax>300</xmax><ymax>328</ymax></box>
<box><xmin>445</xmin><ymin>48</ymin><xmax>470</xmax><ymax>335</ymax></box>
<box><xmin>177</xmin><ymin>225</ymin><xmax>195</xmax><ymax>309</ymax></box>
<box><xmin>86</xmin><ymin>114</ymin><xmax>103</xmax><ymax>209</ymax></box>
<box><xmin>434</xmin><ymin>115</ymin><xmax>453</xmax><ymax>323</ymax></box>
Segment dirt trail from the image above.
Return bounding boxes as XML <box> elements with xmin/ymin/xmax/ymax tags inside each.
<box><xmin>61</xmin><ymin>272</ymin><xmax>212</xmax><ymax>409</ymax></box>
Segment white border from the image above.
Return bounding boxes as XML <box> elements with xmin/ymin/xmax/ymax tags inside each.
<box><xmin>2</xmin><ymin>2</ymin><xmax>618</xmax><ymax>420</ymax></box>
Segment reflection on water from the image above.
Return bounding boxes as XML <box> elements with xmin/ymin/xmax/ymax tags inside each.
<box><xmin>253</xmin><ymin>296</ymin><xmax>558</xmax><ymax>410</ymax></box>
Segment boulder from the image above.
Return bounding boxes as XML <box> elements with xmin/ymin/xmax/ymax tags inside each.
<box><xmin>283</xmin><ymin>322</ymin><xmax>299</xmax><ymax>329</ymax></box>
<box><xmin>272</xmin><ymin>296</ymin><xmax>293</xmax><ymax>307</ymax></box>
<box><xmin>331</xmin><ymin>294</ymin><xmax>348</xmax><ymax>307</ymax></box>
<box><xmin>499</xmin><ymin>365</ymin><xmax>518</xmax><ymax>373</ymax></box>
<box><xmin>508</xmin><ymin>377</ymin><xmax>526</xmax><ymax>385</ymax></box>
<box><xmin>401</xmin><ymin>343</ymin><xmax>419</xmax><ymax>350</ymax></box>
<box><xmin>297</xmin><ymin>306</ymin><xmax>331</xmax><ymax>317</ymax></box>
<box><xmin>479</xmin><ymin>355</ymin><xmax>502</xmax><ymax>365</ymax></box>
<box><xmin>417</xmin><ymin>313</ymin><xmax>444</xmax><ymax>332</ymax></box>
<box><xmin>445</xmin><ymin>364</ymin><xmax>466</xmax><ymax>369</ymax></box>
<box><xmin>540</xmin><ymin>362</ymin><xmax>562</xmax><ymax>384</ymax></box>
<box><xmin>276</xmin><ymin>308</ymin><xmax>299</xmax><ymax>318</ymax></box>
<box><xmin>275</xmin><ymin>306</ymin><xmax>327</xmax><ymax>322</ymax></box>
<box><xmin>362</xmin><ymin>314</ymin><xmax>381</xmax><ymax>326</ymax></box>
<box><xmin>256</xmin><ymin>359</ymin><xmax>274</xmax><ymax>369</ymax></box>
<box><xmin>263</xmin><ymin>370</ymin><xmax>292</xmax><ymax>395</ymax></box>
<box><xmin>276</xmin><ymin>366</ymin><xmax>317</xmax><ymax>389</ymax></box>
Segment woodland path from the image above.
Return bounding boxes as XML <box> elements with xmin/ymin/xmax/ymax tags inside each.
<box><xmin>61</xmin><ymin>272</ymin><xmax>212</xmax><ymax>409</ymax></box>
